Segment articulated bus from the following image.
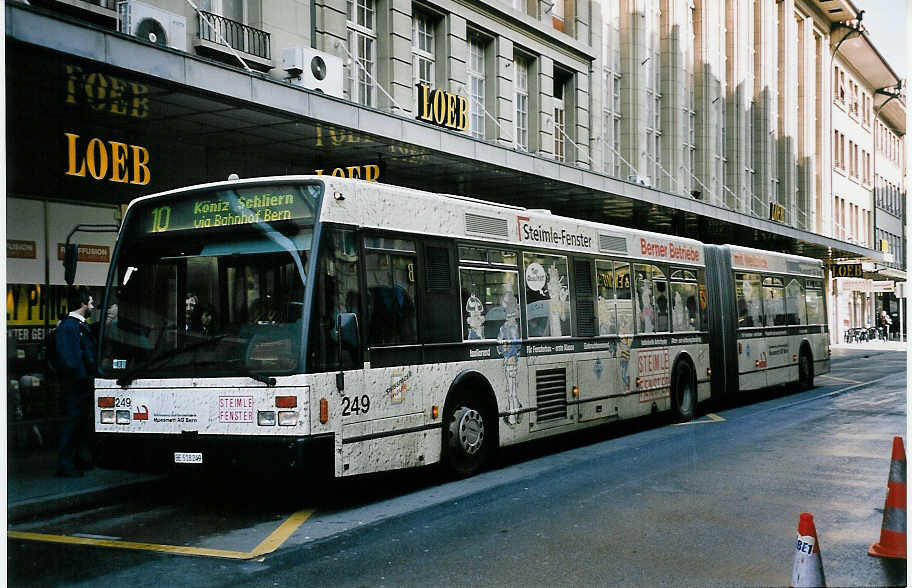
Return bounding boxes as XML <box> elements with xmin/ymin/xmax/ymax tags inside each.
<box><xmin>92</xmin><ymin>176</ymin><xmax>829</xmax><ymax>476</ymax></box>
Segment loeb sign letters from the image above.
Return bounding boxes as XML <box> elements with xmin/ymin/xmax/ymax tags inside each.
<box><xmin>416</xmin><ymin>84</ymin><xmax>469</xmax><ymax>131</ymax></box>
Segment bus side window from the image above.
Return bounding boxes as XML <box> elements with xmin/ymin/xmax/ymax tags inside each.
<box><xmin>670</xmin><ymin>281</ymin><xmax>699</xmax><ymax>332</ymax></box>
<box><xmin>634</xmin><ymin>264</ymin><xmax>667</xmax><ymax>333</ymax></box>
<box><xmin>365</xmin><ymin>240</ymin><xmax>418</xmax><ymax>347</ymax></box>
<box><xmin>595</xmin><ymin>260</ymin><xmax>617</xmax><ymax>335</ymax></box>
<box><xmin>522</xmin><ymin>252</ymin><xmax>571</xmax><ymax>338</ymax></box>
<box><xmin>736</xmin><ymin>273</ymin><xmax>763</xmax><ymax>327</ymax></box>
<box><xmin>785</xmin><ymin>278</ymin><xmax>806</xmax><ymax>325</ymax></box>
<box><xmin>762</xmin><ymin>277</ymin><xmax>786</xmax><ymax>326</ymax></box>
<box><xmin>614</xmin><ymin>262</ymin><xmax>633</xmax><ymax>335</ymax></box>
<box><xmin>805</xmin><ymin>280</ymin><xmax>825</xmax><ymax>324</ymax></box>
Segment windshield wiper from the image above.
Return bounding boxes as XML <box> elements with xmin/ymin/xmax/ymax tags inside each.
<box><xmin>246</xmin><ymin>372</ymin><xmax>277</xmax><ymax>387</ymax></box>
<box><xmin>115</xmin><ymin>334</ymin><xmax>227</xmax><ymax>387</ymax></box>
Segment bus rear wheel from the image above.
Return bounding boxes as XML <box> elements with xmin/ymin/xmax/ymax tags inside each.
<box><xmin>445</xmin><ymin>400</ymin><xmax>490</xmax><ymax>477</ymax></box>
<box><xmin>798</xmin><ymin>349</ymin><xmax>814</xmax><ymax>390</ymax></box>
<box><xmin>671</xmin><ymin>360</ymin><xmax>696</xmax><ymax>422</ymax></box>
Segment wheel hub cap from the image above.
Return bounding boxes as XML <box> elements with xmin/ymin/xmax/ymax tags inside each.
<box><xmin>458</xmin><ymin>409</ymin><xmax>484</xmax><ymax>455</ymax></box>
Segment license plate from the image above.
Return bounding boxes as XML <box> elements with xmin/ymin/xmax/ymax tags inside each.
<box><xmin>174</xmin><ymin>452</ymin><xmax>203</xmax><ymax>464</ymax></box>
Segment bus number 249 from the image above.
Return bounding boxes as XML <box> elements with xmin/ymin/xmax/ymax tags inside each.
<box><xmin>341</xmin><ymin>395</ymin><xmax>371</xmax><ymax>416</ymax></box>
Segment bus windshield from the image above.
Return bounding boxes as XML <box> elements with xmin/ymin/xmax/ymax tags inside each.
<box><xmin>99</xmin><ymin>182</ymin><xmax>321</xmax><ymax>381</ymax></box>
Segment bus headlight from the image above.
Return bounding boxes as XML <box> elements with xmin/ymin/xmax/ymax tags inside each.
<box><xmin>278</xmin><ymin>411</ymin><xmax>298</xmax><ymax>426</ymax></box>
<box><xmin>257</xmin><ymin>411</ymin><xmax>276</xmax><ymax>426</ymax></box>
<box><xmin>116</xmin><ymin>410</ymin><xmax>131</xmax><ymax>424</ymax></box>
<box><xmin>101</xmin><ymin>410</ymin><xmax>115</xmax><ymax>424</ymax></box>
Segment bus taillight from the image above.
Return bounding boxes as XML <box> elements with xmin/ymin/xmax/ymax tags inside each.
<box><xmin>100</xmin><ymin>410</ymin><xmax>115</xmax><ymax>424</ymax></box>
<box><xmin>319</xmin><ymin>398</ymin><xmax>328</xmax><ymax>424</ymax></box>
<box><xmin>98</xmin><ymin>397</ymin><xmax>115</xmax><ymax>408</ymax></box>
<box><xmin>278</xmin><ymin>411</ymin><xmax>298</xmax><ymax>426</ymax></box>
<box><xmin>275</xmin><ymin>396</ymin><xmax>297</xmax><ymax>408</ymax></box>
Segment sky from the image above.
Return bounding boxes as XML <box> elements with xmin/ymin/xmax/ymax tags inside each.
<box><xmin>854</xmin><ymin>0</ymin><xmax>908</xmax><ymax>80</ymax></box>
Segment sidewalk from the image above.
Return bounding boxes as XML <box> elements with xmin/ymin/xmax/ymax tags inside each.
<box><xmin>7</xmin><ymin>446</ymin><xmax>167</xmax><ymax>524</ymax></box>
<box><xmin>830</xmin><ymin>339</ymin><xmax>908</xmax><ymax>353</ymax></box>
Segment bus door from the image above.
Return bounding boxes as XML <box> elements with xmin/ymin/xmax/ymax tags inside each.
<box><xmin>734</xmin><ymin>272</ymin><xmax>768</xmax><ymax>391</ymax></box>
<box><xmin>761</xmin><ymin>276</ymin><xmax>792</xmax><ymax>386</ymax></box>
<box><xmin>575</xmin><ymin>259</ymin><xmax>627</xmax><ymax>423</ymax></box>
<box><xmin>346</xmin><ymin>234</ymin><xmax>425</xmax><ymax>474</ymax></box>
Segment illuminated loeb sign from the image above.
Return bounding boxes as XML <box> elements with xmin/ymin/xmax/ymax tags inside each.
<box><xmin>142</xmin><ymin>186</ymin><xmax>315</xmax><ymax>234</ymax></box>
<box><xmin>416</xmin><ymin>84</ymin><xmax>469</xmax><ymax>131</ymax></box>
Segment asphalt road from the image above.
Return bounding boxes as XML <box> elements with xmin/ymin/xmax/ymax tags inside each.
<box><xmin>7</xmin><ymin>348</ymin><xmax>907</xmax><ymax>587</ymax></box>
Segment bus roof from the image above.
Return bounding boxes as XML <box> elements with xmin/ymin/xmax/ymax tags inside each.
<box><xmin>127</xmin><ymin>175</ymin><xmax>709</xmax><ymax>266</ymax></box>
<box><xmin>724</xmin><ymin>243</ymin><xmax>824</xmax><ymax>277</ymax></box>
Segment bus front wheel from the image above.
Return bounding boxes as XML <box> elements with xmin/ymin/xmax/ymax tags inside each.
<box><xmin>671</xmin><ymin>360</ymin><xmax>696</xmax><ymax>422</ymax></box>
<box><xmin>445</xmin><ymin>400</ymin><xmax>490</xmax><ymax>476</ymax></box>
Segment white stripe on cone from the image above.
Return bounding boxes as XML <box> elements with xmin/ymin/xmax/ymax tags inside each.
<box><xmin>791</xmin><ymin>532</ymin><xmax>826</xmax><ymax>587</ymax></box>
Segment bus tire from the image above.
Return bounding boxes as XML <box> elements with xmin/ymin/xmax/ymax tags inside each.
<box><xmin>444</xmin><ymin>398</ymin><xmax>491</xmax><ymax>477</ymax></box>
<box><xmin>798</xmin><ymin>348</ymin><xmax>814</xmax><ymax>390</ymax></box>
<box><xmin>671</xmin><ymin>359</ymin><xmax>696</xmax><ymax>422</ymax></box>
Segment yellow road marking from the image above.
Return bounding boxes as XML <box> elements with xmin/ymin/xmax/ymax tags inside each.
<box><xmin>673</xmin><ymin>412</ymin><xmax>726</xmax><ymax>426</ymax></box>
<box><xmin>6</xmin><ymin>531</ymin><xmax>252</xmax><ymax>559</ymax></box>
<box><xmin>8</xmin><ymin>509</ymin><xmax>314</xmax><ymax>560</ymax></box>
<box><xmin>250</xmin><ymin>509</ymin><xmax>314</xmax><ymax>556</ymax></box>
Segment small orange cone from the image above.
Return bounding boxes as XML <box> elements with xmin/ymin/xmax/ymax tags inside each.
<box><xmin>869</xmin><ymin>436</ymin><xmax>907</xmax><ymax>559</ymax></box>
<box><xmin>791</xmin><ymin>512</ymin><xmax>826</xmax><ymax>587</ymax></box>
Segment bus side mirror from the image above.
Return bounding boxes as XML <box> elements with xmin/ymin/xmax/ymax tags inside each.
<box><xmin>337</xmin><ymin>312</ymin><xmax>360</xmax><ymax>355</ymax></box>
<box><xmin>63</xmin><ymin>243</ymin><xmax>79</xmax><ymax>286</ymax></box>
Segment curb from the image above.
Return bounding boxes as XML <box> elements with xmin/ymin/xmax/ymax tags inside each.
<box><xmin>7</xmin><ymin>475</ymin><xmax>169</xmax><ymax>524</ymax></box>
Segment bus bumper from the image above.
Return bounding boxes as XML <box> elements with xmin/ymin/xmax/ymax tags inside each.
<box><xmin>93</xmin><ymin>432</ymin><xmax>335</xmax><ymax>474</ymax></box>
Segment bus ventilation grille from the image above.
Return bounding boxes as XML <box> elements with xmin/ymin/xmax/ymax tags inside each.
<box><xmin>535</xmin><ymin>367</ymin><xmax>568</xmax><ymax>422</ymax></box>
<box><xmin>465</xmin><ymin>213</ymin><xmax>509</xmax><ymax>238</ymax></box>
<box><xmin>599</xmin><ymin>234</ymin><xmax>628</xmax><ymax>253</ymax></box>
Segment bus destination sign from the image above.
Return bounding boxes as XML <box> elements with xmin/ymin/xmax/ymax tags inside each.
<box><xmin>143</xmin><ymin>188</ymin><xmax>313</xmax><ymax>234</ymax></box>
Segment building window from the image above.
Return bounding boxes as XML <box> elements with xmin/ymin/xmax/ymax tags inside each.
<box><xmin>553</xmin><ymin>91</ymin><xmax>566</xmax><ymax>162</ymax></box>
<box><xmin>644</xmin><ymin>3</ymin><xmax>661</xmax><ymax>186</ymax></box>
<box><xmin>553</xmin><ymin>68</ymin><xmax>572</xmax><ymax>163</ymax></box>
<box><xmin>551</xmin><ymin>0</ymin><xmax>569</xmax><ymax>32</ymax></box>
<box><xmin>412</xmin><ymin>11</ymin><xmax>435</xmax><ymax>112</ymax></box>
<box><xmin>514</xmin><ymin>56</ymin><xmax>529</xmax><ymax>151</ymax></box>
<box><xmin>601</xmin><ymin>5</ymin><xmax>622</xmax><ymax>177</ymax></box>
<box><xmin>346</xmin><ymin>0</ymin><xmax>376</xmax><ymax>106</ymax></box>
<box><xmin>468</xmin><ymin>36</ymin><xmax>486</xmax><ymax>139</ymax></box>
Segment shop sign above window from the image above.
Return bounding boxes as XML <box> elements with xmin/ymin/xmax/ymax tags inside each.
<box><xmin>833</xmin><ymin>263</ymin><xmax>863</xmax><ymax>279</ymax></box>
<box><xmin>416</xmin><ymin>84</ymin><xmax>469</xmax><ymax>131</ymax></box>
<box><xmin>769</xmin><ymin>202</ymin><xmax>785</xmax><ymax>223</ymax></box>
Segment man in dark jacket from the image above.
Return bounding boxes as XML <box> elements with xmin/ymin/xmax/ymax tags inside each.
<box><xmin>55</xmin><ymin>289</ymin><xmax>96</xmax><ymax>477</ymax></box>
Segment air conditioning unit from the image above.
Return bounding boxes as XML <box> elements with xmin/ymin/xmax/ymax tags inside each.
<box><xmin>117</xmin><ymin>0</ymin><xmax>188</xmax><ymax>52</ymax></box>
<box><xmin>282</xmin><ymin>47</ymin><xmax>344</xmax><ymax>98</ymax></box>
<box><xmin>627</xmin><ymin>175</ymin><xmax>652</xmax><ymax>187</ymax></box>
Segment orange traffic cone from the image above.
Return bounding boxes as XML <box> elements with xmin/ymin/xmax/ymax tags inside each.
<box><xmin>791</xmin><ymin>512</ymin><xmax>826</xmax><ymax>587</ymax></box>
<box><xmin>868</xmin><ymin>436</ymin><xmax>907</xmax><ymax>559</ymax></box>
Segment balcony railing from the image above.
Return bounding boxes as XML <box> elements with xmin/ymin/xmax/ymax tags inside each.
<box><xmin>197</xmin><ymin>10</ymin><xmax>270</xmax><ymax>61</ymax></box>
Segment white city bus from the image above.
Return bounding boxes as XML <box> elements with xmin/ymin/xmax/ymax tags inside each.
<box><xmin>92</xmin><ymin>176</ymin><xmax>829</xmax><ymax>476</ymax></box>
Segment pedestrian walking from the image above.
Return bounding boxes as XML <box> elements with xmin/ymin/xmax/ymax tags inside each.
<box><xmin>881</xmin><ymin>310</ymin><xmax>892</xmax><ymax>341</ymax></box>
<box><xmin>54</xmin><ymin>289</ymin><xmax>97</xmax><ymax>477</ymax></box>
